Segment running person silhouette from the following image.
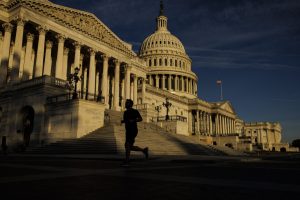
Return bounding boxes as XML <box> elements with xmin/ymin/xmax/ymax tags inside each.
<box><xmin>121</xmin><ymin>99</ymin><xmax>148</xmax><ymax>166</ymax></box>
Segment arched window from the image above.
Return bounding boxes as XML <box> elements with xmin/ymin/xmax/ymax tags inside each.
<box><xmin>165</xmin><ymin>59</ymin><xmax>168</xmax><ymax>66</ymax></box>
<box><xmin>179</xmin><ymin>61</ymin><xmax>182</xmax><ymax>68</ymax></box>
<box><xmin>159</xmin><ymin>59</ymin><xmax>162</xmax><ymax>66</ymax></box>
<box><xmin>154</xmin><ymin>59</ymin><xmax>157</xmax><ymax>66</ymax></box>
<box><xmin>175</xmin><ymin>60</ymin><xmax>178</xmax><ymax>67</ymax></box>
<box><xmin>170</xmin><ymin>59</ymin><xmax>173</xmax><ymax>66</ymax></box>
<box><xmin>149</xmin><ymin>59</ymin><xmax>152</xmax><ymax>67</ymax></box>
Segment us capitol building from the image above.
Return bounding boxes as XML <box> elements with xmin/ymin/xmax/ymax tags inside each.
<box><xmin>0</xmin><ymin>0</ymin><xmax>296</xmax><ymax>153</ymax></box>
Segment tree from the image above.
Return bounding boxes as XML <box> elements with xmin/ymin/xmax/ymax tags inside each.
<box><xmin>292</xmin><ymin>139</ymin><xmax>300</xmax><ymax>148</ymax></box>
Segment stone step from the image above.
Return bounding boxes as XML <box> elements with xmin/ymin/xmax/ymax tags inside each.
<box><xmin>25</xmin><ymin>123</ymin><xmax>226</xmax><ymax>156</ymax></box>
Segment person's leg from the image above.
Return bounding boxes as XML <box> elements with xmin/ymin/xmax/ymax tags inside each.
<box><xmin>129</xmin><ymin>134</ymin><xmax>149</xmax><ymax>159</ymax></box>
<box><xmin>125</xmin><ymin>142</ymin><xmax>131</xmax><ymax>163</ymax></box>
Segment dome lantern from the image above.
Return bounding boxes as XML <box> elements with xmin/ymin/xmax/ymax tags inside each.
<box><xmin>156</xmin><ymin>0</ymin><xmax>168</xmax><ymax>32</ymax></box>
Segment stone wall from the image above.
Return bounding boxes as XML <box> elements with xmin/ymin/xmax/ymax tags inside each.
<box><xmin>46</xmin><ymin>99</ymin><xmax>105</xmax><ymax>141</ymax></box>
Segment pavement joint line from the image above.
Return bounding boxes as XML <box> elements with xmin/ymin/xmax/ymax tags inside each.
<box><xmin>104</xmin><ymin>171</ymin><xmax>300</xmax><ymax>193</ymax></box>
<box><xmin>1</xmin><ymin>161</ymin><xmax>300</xmax><ymax>192</ymax></box>
<box><xmin>0</xmin><ymin>164</ymin><xmax>67</xmax><ymax>172</ymax></box>
<box><xmin>2</xmin><ymin>168</ymin><xmax>300</xmax><ymax>193</ymax></box>
<box><xmin>0</xmin><ymin>163</ymin><xmax>196</xmax><ymax>184</ymax></box>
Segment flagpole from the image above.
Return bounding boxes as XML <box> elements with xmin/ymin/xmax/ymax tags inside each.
<box><xmin>220</xmin><ymin>82</ymin><xmax>223</xmax><ymax>101</ymax></box>
<box><xmin>217</xmin><ymin>80</ymin><xmax>223</xmax><ymax>101</ymax></box>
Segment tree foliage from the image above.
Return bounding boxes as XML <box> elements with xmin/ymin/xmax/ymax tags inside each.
<box><xmin>292</xmin><ymin>139</ymin><xmax>300</xmax><ymax>148</ymax></box>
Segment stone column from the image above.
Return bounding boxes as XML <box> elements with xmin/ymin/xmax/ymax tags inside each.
<box><xmin>23</xmin><ymin>33</ymin><xmax>34</xmax><ymax>80</ymax></box>
<box><xmin>96</xmin><ymin>71</ymin><xmax>99</xmax><ymax>97</ymax></box>
<box><xmin>226</xmin><ymin>117</ymin><xmax>229</xmax><ymax>134</ymax></box>
<box><xmin>205</xmin><ymin>113</ymin><xmax>209</xmax><ymax>134</ymax></box>
<box><xmin>0</xmin><ymin>33</ymin><xmax>3</xmax><ymax>64</ymax></box>
<box><xmin>124</xmin><ymin>65</ymin><xmax>131</xmax><ymax>101</ymax></box>
<box><xmin>130</xmin><ymin>77</ymin><xmax>134</xmax><ymax>100</ymax></box>
<box><xmin>35</xmin><ymin>26</ymin><xmax>47</xmax><ymax>78</ymax></box>
<box><xmin>188</xmin><ymin>111</ymin><xmax>193</xmax><ymax>134</ymax></box>
<box><xmin>222</xmin><ymin>115</ymin><xmax>226</xmax><ymax>135</ymax></box>
<box><xmin>73</xmin><ymin>42</ymin><xmax>81</xmax><ymax>73</ymax></box>
<box><xmin>88</xmin><ymin>49</ymin><xmax>96</xmax><ymax>98</ymax></box>
<box><xmin>0</xmin><ymin>23</ymin><xmax>13</xmax><ymax>86</ymax></box>
<box><xmin>162</xmin><ymin>74</ymin><xmax>165</xmax><ymax>89</ymax></box>
<box><xmin>149</xmin><ymin>75</ymin><xmax>153</xmax><ymax>86</ymax></box>
<box><xmin>220</xmin><ymin>115</ymin><xmax>224</xmax><ymax>134</ymax></box>
<box><xmin>113</xmin><ymin>59</ymin><xmax>120</xmax><ymax>109</ymax></box>
<box><xmin>168</xmin><ymin>74</ymin><xmax>171</xmax><ymax>90</ymax></box>
<box><xmin>215</xmin><ymin>114</ymin><xmax>219</xmax><ymax>135</ymax></box>
<box><xmin>219</xmin><ymin>115</ymin><xmax>223</xmax><ymax>135</ymax></box>
<box><xmin>209</xmin><ymin>114</ymin><xmax>213</xmax><ymax>135</ymax></box>
<box><xmin>233</xmin><ymin>119</ymin><xmax>236</xmax><ymax>134</ymax></box>
<box><xmin>62</xmin><ymin>48</ymin><xmax>69</xmax><ymax>80</ymax></box>
<box><xmin>11</xmin><ymin>18</ymin><xmax>25</xmax><ymax>81</ymax></box>
<box><xmin>205</xmin><ymin>113</ymin><xmax>208</xmax><ymax>134</ymax></box>
<box><xmin>133</xmin><ymin>75</ymin><xmax>138</xmax><ymax>105</ymax></box>
<box><xmin>181</xmin><ymin>76</ymin><xmax>184</xmax><ymax>92</ymax></box>
<box><xmin>219</xmin><ymin>115</ymin><xmax>223</xmax><ymax>134</ymax></box>
<box><xmin>185</xmin><ymin>77</ymin><xmax>188</xmax><ymax>92</ymax></box>
<box><xmin>101</xmin><ymin>54</ymin><xmax>109</xmax><ymax>104</ymax></box>
<box><xmin>218</xmin><ymin>115</ymin><xmax>221</xmax><ymax>134</ymax></box>
<box><xmin>141</xmin><ymin>77</ymin><xmax>146</xmax><ymax>104</ymax></box>
<box><xmin>155</xmin><ymin>74</ymin><xmax>159</xmax><ymax>88</ymax></box>
<box><xmin>8</xmin><ymin>42</ymin><xmax>14</xmax><ymax>71</ymax></box>
<box><xmin>83</xmin><ymin>67</ymin><xmax>88</xmax><ymax>97</ymax></box>
<box><xmin>43</xmin><ymin>41</ymin><xmax>53</xmax><ymax>76</ymax></box>
<box><xmin>55</xmin><ymin>34</ymin><xmax>65</xmax><ymax>79</ymax></box>
<box><xmin>120</xmin><ymin>77</ymin><xmax>124</xmax><ymax>105</ymax></box>
<box><xmin>199</xmin><ymin>112</ymin><xmax>203</xmax><ymax>133</ymax></box>
<box><xmin>175</xmin><ymin>75</ymin><xmax>178</xmax><ymax>91</ymax></box>
<box><xmin>78</xmin><ymin>54</ymin><xmax>84</xmax><ymax>94</ymax></box>
<box><xmin>196</xmin><ymin>110</ymin><xmax>200</xmax><ymax>134</ymax></box>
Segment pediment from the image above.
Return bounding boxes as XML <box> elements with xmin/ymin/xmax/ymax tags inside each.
<box><xmin>8</xmin><ymin>0</ymin><xmax>135</xmax><ymax>57</ymax></box>
<box><xmin>219</xmin><ymin>101</ymin><xmax>236</xmax><ymax>114</ymax></box>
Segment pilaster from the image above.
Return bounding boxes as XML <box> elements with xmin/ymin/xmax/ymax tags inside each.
<box><xmin>35</xmin><ymin>26</ymin><xmax>48</xmax><ymax>77</ymax></box>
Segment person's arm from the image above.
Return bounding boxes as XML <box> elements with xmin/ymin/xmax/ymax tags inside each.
<box><xmin>135</xmin><ymin>110</ymin><xmax>143</xmax><ymax>122</ymax></box>
<box><xmin>121</xmin><ymin>111</ymin><xmax>126</xmax><ymax>123</ymax></box>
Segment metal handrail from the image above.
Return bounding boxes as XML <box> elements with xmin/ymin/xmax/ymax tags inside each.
<box><xmin>47</xmin><ymin>91</ymin><xmax>105</xmax><ymax>104</ymax></box>
<box><xmin>154</xmin><ymin>115</ymin><xmax>187</xmax><ymax>122</ymax></box>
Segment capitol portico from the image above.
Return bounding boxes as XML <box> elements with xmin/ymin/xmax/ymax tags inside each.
<box><xmin>0</xmin><ymin>0</ymin><xmax>295</xmax><ymax>153</ymax></box>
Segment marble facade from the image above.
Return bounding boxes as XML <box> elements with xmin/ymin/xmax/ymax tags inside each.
<box><xmin>0</xmin><ymin>0</ymin><xmax>293</xmax><ymax>152</ymax></box>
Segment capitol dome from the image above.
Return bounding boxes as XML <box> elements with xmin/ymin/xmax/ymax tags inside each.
<box><xmin>139</xmin><ymin>30</ymin><xmax>186</xmax><ymax>55</ymax></box>
<box><xmin>139</xmin><ymin>1</ymin><xmax>198</xmax><ymax>98</ymax></box>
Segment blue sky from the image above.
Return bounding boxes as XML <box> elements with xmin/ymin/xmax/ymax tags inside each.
<box><xmin>50</xmin><ymin>0</ymin><xmax>300</xmax><ymax>142</ymax></box>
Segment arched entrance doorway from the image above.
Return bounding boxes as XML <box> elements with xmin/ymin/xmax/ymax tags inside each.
<box><xmin>19</xmin><ymin>106</ymin><xmax>35</xmax><ymax>147</ymax></box>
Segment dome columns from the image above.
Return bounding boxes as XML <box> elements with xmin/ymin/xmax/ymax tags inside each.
<box><xmin>147</xmin><ymin>72</ymin><xmax>197</xmax><ymax>96</ymax></box>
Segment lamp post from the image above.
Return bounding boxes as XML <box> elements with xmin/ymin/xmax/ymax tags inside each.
<box><xmin>68</xmin><ymin>66</ymin><xmax>81</xmax><ymax>99</ymax></box>
<box><xmin>162</xmin><ymin>97</ymin><xmax>172</xmax><ymax>120</ymax></box>
<box><xmin>155</xmin><ymin>105</ymin><xmax>162</xmax><ymax>122</ymax></box>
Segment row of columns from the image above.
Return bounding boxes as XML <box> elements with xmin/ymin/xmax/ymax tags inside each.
<box><xmin>148</xmin><ymin>57</ymin><xmax>187</xmax><ymax>69</ymax></box>
<box><xmin>195</xmin><ymin>111</ymin><xmax>213</xmax><ymax>135</ymax></box>
<box><xmin>0</xmin><ymin>20</ymin><xmax>145</xmax><ymax>109</ymax></box>
<box><xmin>147</xmin><ymin>74</ymin><xmax>197</xmax><ymax>95</ymax></box>
<box><xmin>214</xmin><ymin>114</ymin><xmax>236</xmax><ymax>135</ymax></box>
<box><xmin>194</xmin><ymin>110</ymin><xmax>236</xmax><ymax>135</ymax></box>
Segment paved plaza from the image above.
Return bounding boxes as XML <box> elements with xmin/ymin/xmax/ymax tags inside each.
<box><xmin>0</xmin><ymin>154</ymin><xmax>299</xmax><ymax>200</ymax></box>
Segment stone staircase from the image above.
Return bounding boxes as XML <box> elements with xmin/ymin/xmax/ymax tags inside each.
<box><xmin>26</xmin><ymin>123</ymin><xmax>226</xmax><ymax>156</ymax></box>
<box><xmin>25</xmin><ymin>110</ymin><xmax>229</xmax><ymax>156</ymax></box>
<box><xmin>26</xmin><ymin>126</ymin><xmax>118</xmax><ymax>154</ymax></box>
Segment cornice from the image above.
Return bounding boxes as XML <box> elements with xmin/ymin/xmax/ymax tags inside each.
<box><xmin>5</xmin><ymin>0</ymin><xmax>135</xmax><ymax>58</ymax></box>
